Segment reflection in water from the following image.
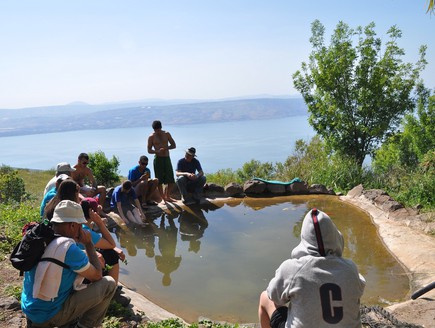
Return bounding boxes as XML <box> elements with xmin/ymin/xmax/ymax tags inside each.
<box><xmin>155</xmin><ymin>214</ymin><xmax>182</xmax><ymax>286</ymax></box>
<box><xmin>114</xmin><ymin>196</ymin><xmax>408</xmax><ymax>323</ymax></box>
<box><xmin>179</xmin><ymin>206</ymin><xmax>209</xmax><ymax>253</ymax></box>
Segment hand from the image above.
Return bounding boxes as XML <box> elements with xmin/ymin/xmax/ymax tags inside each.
<box><xmin>115</xmin><ymin>247</ymin><xmax>126</xmax><ymax>261</ymax></box>
<box><xmin>89</xmin><ymin>209</ymin><xmax>104</xmax><ymax>226</ymax></box>
<box><xmin>78</xmin><ymin>228</ymin><xmax>92</xmax><ymax>246</ymax></box>
<box><xmin>97</xmin><ymin>251</ymin><xmax>106</xmax><ymax>268</ymax></box>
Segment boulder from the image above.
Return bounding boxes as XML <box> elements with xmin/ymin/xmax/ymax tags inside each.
<box><xmin>347</xmin><ymin>184</ymin><xmax>364</xmax><ymax>198</ymax></box>
<box><xmin>266</xmin><ymin>184</ymin><xmax>286</xmax><ymax>194</ymax></box>
<box><xmin>308</xmin><ymin>184</ymin><xmax>329</xmax><ymax>194</ymax></box>
<box><xmin>205</xmin><ymin>183</ymin><xmax>225</xmax><ymax>193</ymax></box>
<box><xmin>243</xmin><ymin>180</ymin><xmax>266</xmax><ymax>194</ymax></box>
<box><xmin>287</xmin><ymin>181</ymin><xmax>308</xmax><ymax>194</ymax></box>
<box><xmin>224</xmin><ymin>183</ymin><xmax>243</xmax><ymax>196</ymax></box>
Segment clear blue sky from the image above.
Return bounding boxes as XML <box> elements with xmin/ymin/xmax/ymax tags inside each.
<box><xmin>0</xmin><ymin>0</ymin><xmax>433</xmax><ymax>109</ymax></box>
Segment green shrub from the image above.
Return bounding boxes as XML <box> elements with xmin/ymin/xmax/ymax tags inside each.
<box><xmin>88</xmin><ymin>151</ymin><xmax>121</xmax><ymax>187</ymax></box>
<box><xmin>236</xmin><ymin>159</ymin><xmax>276</xmax><ymax>182</ymax></box>
<box><xmin>0</xmin><ymin>166</ymin><xmax>28</xmax><ymax>204</ymax></box>
<box><xmin>207</xmin><ymin>168</ymin><xmax>240</xmax><ymax>186</ymax></box>
<box><xmin>0</xmin><ymin>202</ymin><xmax>40</xmax><ymax>254</ymax></box>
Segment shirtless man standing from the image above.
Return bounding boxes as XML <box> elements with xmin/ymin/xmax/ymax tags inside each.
<box><xmin>71</xmin><ymin>153</ymin><xmax>107</xmax><ymax>207</ymax></box>
<box><xmin>147</xmin><ymin>120</ymin><xmax>177</xmax><ymax>202</ymax></box>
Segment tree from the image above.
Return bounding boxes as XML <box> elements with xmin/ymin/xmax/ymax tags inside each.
<box><xmin>88</xmin><ymin>150</ymin><xmax>120</xmax><ymax>187</ymax></box>
<box><xmin>428</xmin><ymin>0</ymin><xmax>434</xmax><ymax>14</ymax></box>
<box><xmin>292</xmin><ymin>20</ymin><xmax>427</xmax><ymax>167</ymax></box>
<box><xmin>373</xmin><ymin>86</ymin><xmax>435</xmax><ymax>171</ymax></box>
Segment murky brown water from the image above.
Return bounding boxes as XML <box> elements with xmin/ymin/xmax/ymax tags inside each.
<box><xmin>114</xmin><ymin>195</ymin><xmax>409</xmax><ymax>323</ymax></box>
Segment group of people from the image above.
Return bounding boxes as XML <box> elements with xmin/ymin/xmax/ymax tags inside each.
<box><xmin>23</xmin><ymin>120</ymin><xmax>366</xmax><ymax>327</ymax></box>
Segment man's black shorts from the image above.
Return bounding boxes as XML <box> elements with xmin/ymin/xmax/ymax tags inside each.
<box><xmin>270</xmin><ymin>306</ymin><xmax>288</xmax><ymax>328</ymax></box>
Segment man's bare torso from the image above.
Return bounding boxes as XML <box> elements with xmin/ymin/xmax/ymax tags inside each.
<box><xmin>71</xmin><ymin>164</ymin><xmax>92</xmax><ymax>187</ymax></box>
<box><xmin>148</xmin><ymin>130</ymin><xmax>173</xmax><ymax>157</ymax></box>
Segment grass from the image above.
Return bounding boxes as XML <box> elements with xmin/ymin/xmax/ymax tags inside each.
<box><xmin>16</xmin><ymin>168</ymin><xmax>54</xmax><ymax>203</ymax></box>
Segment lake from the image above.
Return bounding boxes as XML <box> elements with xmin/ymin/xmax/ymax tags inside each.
<box><xmin>0</xmin><ymin>116</ymin><xmax>314</xmax><ymax>176</ymax></box>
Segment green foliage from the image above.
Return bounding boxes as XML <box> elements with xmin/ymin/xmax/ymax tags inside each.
<box><xmin>276</xmin><ymin>136</ymin><xmax>370</xmax><ymax>193</ymax></box>
<box><xmin>16</xmin><ymin>168</ymin><xmax>54</xmax><ymax>203</ymax></box>
<box><xmin>4</xmin><ymin>284</ymin><xmax>22</xmax><ymax>301</ymax></box>
<box><xmin>88</xmin><ymin>150</ymin><xmax>121</xmax><ymax>187</ymax></box>
<box><xmin>236</xmin><ymin>159</ymin><xmax>276</xmax><ymax>182</ymax></box>
<box><xmin>103</xmin><ymin>300</ymin><xmax>135</xmax><ymax>327</ymax></box>
<box><xmin>0</xmin><ymin>166</ymin><xmax>28</xmax><ymax>204</ymax></box>
<box><xmin>293</xmin><ymin>20</ymin><xmax>427</xmax><ymax>167</ymax></box>
<box><xmin>207</xmin><ymin>168</ymin><xmax>241</xmax><ymax>186</ymax></box>
<box><xmin>146</xmin><ymin>318</ymin><xmax>186</xmax><ymax>328</ymax></box>
<box><xmin>0</xmin><ymin>202</ymin><xmax>40</xmax><ymax>254</ymax></box>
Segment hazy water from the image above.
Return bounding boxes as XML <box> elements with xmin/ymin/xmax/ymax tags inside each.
<box><xmin>115</xmin><ymin>195</ymin><xmax>408</xmax><ymax>323</ymax></box>
<box><xmin>0</xmin><ymin>116</ymin><xmax>314</xmax><ymax>175</ymax></box>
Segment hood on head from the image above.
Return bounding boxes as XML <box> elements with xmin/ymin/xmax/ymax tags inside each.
<box><xmin>291</xmin><ymin>209</ymin><xmax>343</xmax><ymax>259</ymax></box>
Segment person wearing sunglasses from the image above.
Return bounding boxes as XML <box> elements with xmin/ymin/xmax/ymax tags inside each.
<box><xmin>128</xmin><ymin>155</ymin><xmax>160</xmax><ymax>207</ymax></box>
<box><xmin>71</xmin><ymin>152</ymin><xmax>107</xmax><ymax>207</ymax></box>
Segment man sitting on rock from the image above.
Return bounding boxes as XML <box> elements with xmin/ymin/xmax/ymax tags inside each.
<box><xmin>43</xmin><ymin>162</ymin><xmax>75</xmax><ymax>196</ymax></box>
<box><xmin>128</xmin><ymin>155</ymin><xmax>160</xmax><ymax>207</ymax></box>
<box><xmin>175</xmin><ymin>147</ymin><xmax>206</xmax><ymax>205</ymax></box>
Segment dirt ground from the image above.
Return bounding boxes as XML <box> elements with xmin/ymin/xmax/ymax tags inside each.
<box><xmin>1</xmin><ymin>191</ymin><xmax>434</xmax><ymax>327</ymax></box>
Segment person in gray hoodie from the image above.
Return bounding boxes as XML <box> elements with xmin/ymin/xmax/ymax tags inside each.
<box><xmin>258</xmin><ymin>208</ymin><xmax>366</xmax><ymax>328</ymax></box>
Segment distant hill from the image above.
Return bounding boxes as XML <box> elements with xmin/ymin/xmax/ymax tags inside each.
<box><xmin>0</xmin><ymin>97</ymin><xmax>307</xmax><ymax>137</ymax></box>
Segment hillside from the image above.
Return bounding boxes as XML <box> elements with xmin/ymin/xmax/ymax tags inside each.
<box><xmin>0</xmin><ymin>97</ymin><xmax>307</xmax><ymax>137</ymax></box>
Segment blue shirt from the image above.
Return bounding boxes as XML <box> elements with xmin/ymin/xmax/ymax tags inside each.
<box><xmin>77</xmin><ymin>225</ymin><xmax>102</xmax><ymax>250</ymax></box>
<box><xmin>176</xmin><ymin>157</ymin><xmax>203</xmax><ymax>174</ymax></box>
<box><xmin>110</xmin><ymin>185</ymin><xmax>137</xmax><ymax>208</ymax></box>
<box><xmin>40</xmin><ymin>188</ymin><xmax>57</xmax><ymax>217</ymax></box>
<box><xmin>128</xmin><ymin>165</ymin><xmax>151</xmax><ymax>182</ymax></box>
<box><xmin>21</xmin><ymin>243</ymin><xmax>89</xmax><ymax>324</ymax></box>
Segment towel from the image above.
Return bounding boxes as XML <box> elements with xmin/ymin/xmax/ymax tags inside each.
<box><xmin>253</xmin><ymin>177</ymin><xmax>302</xmax><ymax>185</ymax></box>
<box><xmin>33</xmin><ymin>236</ymin><xmax>75</xmax><ymax>301</ymax></box>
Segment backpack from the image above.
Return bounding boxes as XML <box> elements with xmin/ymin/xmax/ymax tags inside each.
<box><xmin>10</xmin><ymin>220</ymin><xmax>70</xmax><ymax>275</ymax></box>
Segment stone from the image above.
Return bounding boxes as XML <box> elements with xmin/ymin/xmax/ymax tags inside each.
<box><xmin>224</xmin><ymin>182</ymin><xmax>243</xmax><ymax>196</ymax></box>
<box><xmin>308</xmin><ymin>184</ymin><xmax>329</xmax><ymax>194</ymax></box>
<box><xmin>287</xmin><ymin>181</ymin><xmax>308</xmax><ymax>194</ymax></box>
<box><xmin>266</xmin><ymin>184</ymin><xmax>286</xmax><ymax>194</ymax></box>
<box><xmin>347</xmin><ymin>184</ymin><xmax>364</xmax><ymax>198</ymax></box>
<box><xmin>205</xmin><ymin>183</ymin><xmax>225</xmax><ymax>193</ymax></box>
<box><xmin>243</xmin><ymin>180</ymin><xmax>266</xmax><ymax>194</ymax></box>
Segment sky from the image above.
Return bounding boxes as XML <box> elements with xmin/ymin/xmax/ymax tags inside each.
<box><xmin>0</xmin><ymin>0</ymin><xmax>434</xmax><ymax>109</ymax></box>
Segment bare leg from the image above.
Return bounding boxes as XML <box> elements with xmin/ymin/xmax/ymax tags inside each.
<box><xmin>107</xmin><ymin>263</ymin><xmax>119</xmax><ymax>284</ymax></box>
<box><xmin>165</xmin><ymin>183</ymin><xmax>177</xmax><ymax>202</ymax></box>
<box><xmin>258</xmin><ymin>290</ymin><xmax>278</xmax><ymax>328</ymax></box>
<box><xmin>158</xmin><ymin>184</ymin><xmax>165</xmax><ymax>202</ymax></box>
<box><xmin>97</xmin><ymin>186</ymin><xmax>106</xmax><ymax>207</ymax></box>
<box><xmin>126</xmin><ymin>210</ymin><xmax>141</xmax><ymax>225</ymax></box>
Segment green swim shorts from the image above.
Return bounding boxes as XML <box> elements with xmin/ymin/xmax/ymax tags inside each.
<box><xmin>153</xmin><ymin>156</ymin><xmax>175</xmax><ymax>184</ymax></box>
